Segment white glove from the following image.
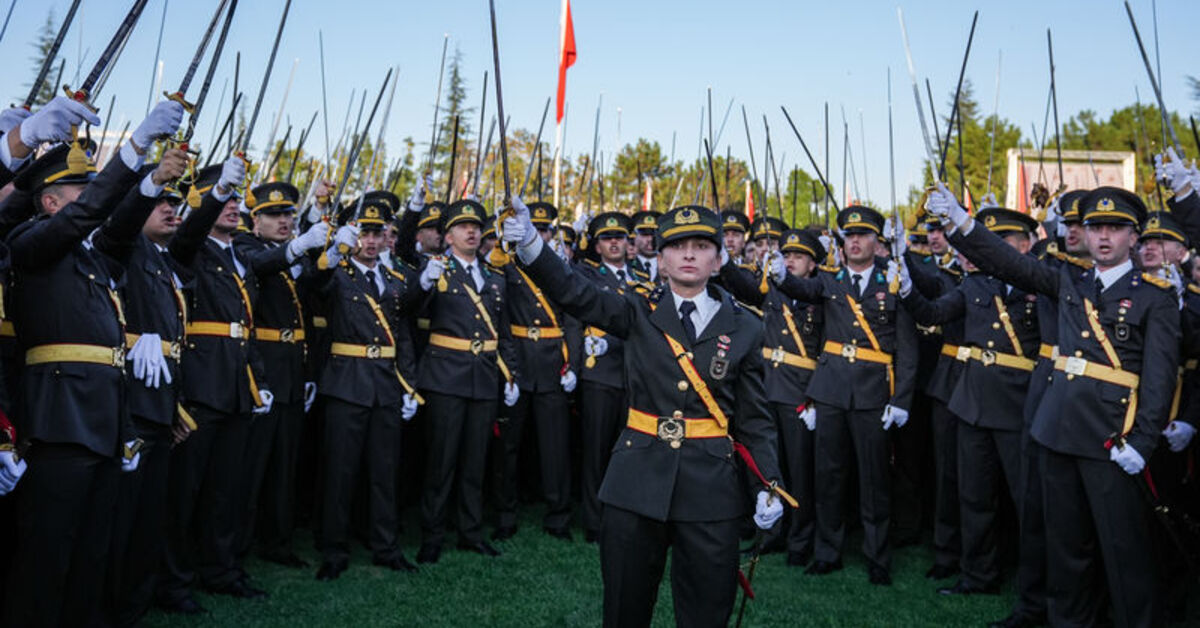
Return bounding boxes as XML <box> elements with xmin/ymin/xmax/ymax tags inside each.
<box><xmin>584</xmin><ymin>335</ymin><xmax>609</xmax><ymax>357</ymax></box>
<box><xmin>572</xmin><ymin>210</ymin><xmax>590</xmax><ymax>235</ymax></box>
<box><xmin>408</xmin><ymin>173</ymin><xmax>433</xmax><ymax>211</ymax></box>
<box><xmin>753</xmin><ymin>490</ymin><xmax>784</xmax><ymax>530</ymax></box>
<box><xmin>926</xmin><ymin>182</ymin><xmax>970</xmax><ymax>229</ymax></box>
<box><xmin>1156</xmin><ymin>147</ymin><xmax>1192</xmax><ymax>195</ymax></box>
<box><xmin>818</xmin><ymin>234</ymin><xmax>833</xmax><ymax>255</ymax></box>
<box><xmin>288</xmin><ymin>221</ymin><xmax>330</xmax><ymax>259</ymax></box>
<box><xmin>333</xmin><ymin>224</ymin><xmax>359</xmax><ymax>250</ymax></box>
<box><xmin>0</xmin><ymin>107</ymin><xmax>31</xmax><ymax>135</ymax></box>
<box><xmin>979</xmin><ymin>192</ymin><xmax>999</xmax><ymax>209</ymax></box>
<box><xmin>0</xmin><ymin>450</ymin><xmax>27</xmax><ymax>495</ymax></box>
<box><xmin>883</xmin><ymin>219</ymin><xmax>896</xmax><ymax>242</ymax></box>
<box><xmin>131</xmin><ymin>100</ymin><xmax>185</xmax><ymax>152</ymax></box>
<box><xmin>560</xmin><ymin>370</ymin><xmax>577</xmax><ymax>393</ymax></box>
<box><xmin>303</xmin><ymin>382</ymin><xmax>317</xmax><ymax>413</ymax></box>
<box><xmin>218</xmin><ymin>155</ymin><xmax>246</xmax><ymax>192</ymax></box>
<box><xmin>799</xmin><ymin>404</ymin><xmax>816</xmax><ymax>431</ymax></box>
<box><xmin>121</xmin><ymin>440</ymin><xmax>142</xmax><ymax>473</ymax></box>
<box><xmin>766</xmin><ymin>251</ymin><xmax>786</xmax><ymax>283</ymax></box>
<box><xmin>1164</xmin><ymin>421</ymin><xmax>1197</xmax><ymax>453</ymax></box>
<box><xmin>1056</xmin><ymin>218</ymin><xmax>1068</xmax><ymax>239</ymax></box>
<box><xmin>503</xmin><ymin>381</ymin><xmax>520</xmax><ymax>407</ymax></box>
<box><xmin>893</xmin><ymin>221</ymin><xmax>908</xmax><ymax>257</ymax></box>
<box><xmin>881</xmin><ymin>404</ymin><xmax>909</xmax><ymax>430</ymax></box>
<box><xmin>501</xmin><ymin>195</ymin><xmax>538</xmax><ymax>248</ymax></box>
<box><xmin>419</xmin><ymin>257</ymin><xmax>446</xmax><ymax>291</ymax></box>
<box><xmin>401</xmin><ymin>393</ymin><xmax>419</xmax><ymax>421</ymax></box>
<box><xmin>1161</xmin><ymin>264</ymin><xmax>1185</xmax><ymax>300</ymax></box>
<box><xmin>1109</xmin><ymin>442</ymin><xmax>1146</xmax><ymax>475</ymax></box>
<box><xmin>254</xmin><ymin>389</ymin><xmax>274</xmax><ymax>415</ymax></box>
<box><xmin>20</xmin><ymin>96</ymin><xmax>101</xmax><ymax>148</ymax></box>
<box><xmin>887</xmin><ymin>259</ymin><xmax>912</xmax><ymax>297</ymax></box>
<box><xmin>127</xmin><ymin>333</ymin><xmax>172</xmax><ymax>389</ymax></box>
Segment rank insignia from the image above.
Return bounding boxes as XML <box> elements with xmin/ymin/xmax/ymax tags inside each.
<box><xmin>1114</xmin><ymin>322</ymin><xmax>1130</xmax><ymax>341</ymax></box>
<box><xmin>1120</xmin><ymin>299</ymin><xmax>1132</xmax><ymax>309</ymax></box>
<box><xmin>710</xmin><ymin>356</ymin><xmax>729</xmax><ymax>379</ymax></box>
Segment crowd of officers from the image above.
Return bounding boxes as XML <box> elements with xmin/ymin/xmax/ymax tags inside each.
<box><xmin>0</xmin><ymin>93</ymin><xmax>1197</xmax><ymax>628</ymax></box>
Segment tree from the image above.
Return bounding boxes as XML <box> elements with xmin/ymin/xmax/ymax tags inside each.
<box><xmin>929</xmin><ymin>79</ymin><xmax>1022</xmax><ymax>209</ymax></box>
<box><xmin>430</xmin><ymin>47</ymin><xmax>474</xmax><ymax>202</ymax></box>
<box><xmin>23</xmin><ymin>9</ymin><xmax>60</xmax><ymax>106</ymax></box>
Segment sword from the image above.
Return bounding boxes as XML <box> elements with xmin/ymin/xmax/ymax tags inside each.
<box><xmin>23</xmin><ymin>0</ymin><xmax>82</xmax><ymax>109</ymax></box>
<box><xmin>489</xmin><ymin>0</ymin><xmax>516</xmax><ymax>253</ymax></box>
<box><xmin>0</xmin><ymin>0</ymin><xmax>18</xmax><ymax>47</ymax></box>
<box><xmin>238</xmin><ymin>0</ymin><xmax>292</xmax><ymax>157</ymax></box>
<box><xmin>164</xmin><ymin>0</ymin><xmax>229</xmax><ymax>113</ymax></box>
<box><xmin>1047</xmin><ymin>29</ymin><xmax>1064</xmax><ymax>192</ymax></box>
<box><xmin>424</xmin><ymin>34</ymin><xmax>450</xmax><ymax>183</ymax></box>
<box><xmin>1124</xmin><ymin>0</ymin><xmax>1184</xmax><ymax>157</ymax></box>
<box><xmin>986</xmin><ymin>51</ymin><xmax>1002</xmax><ymax>196</ymax></box>
<box><xmin>178</xmin><ymin>0</ymin><xmax>237</xmax><ymax>150</ymax></box>
<box><xmin>936</xmin><ymin>10</ymin><xmax>978</xmax><ymax>180</ymax></box>
<box><xmin>63</xmin><ymin>0</ymin><xmax>150</xmax><ymax>108</ymax></box>
<box><xmin>330</xmin><ymin>68</ymin><xmax>393</xmax><ymax>215</ymax></box>
<box><xmin>285</xmin><ymin>109</ymin><xmax>318</xmax><ymax>184</ymax></box>
<box><xmin>444</xmin><ymin>114</ymin><xmax>460</xmax><ymax>203</ymax></box>
<box><xmin>888</xmin><ymin>68</ymin><xmax>897</xmax><ymax>212</ymax></box>
<box><xmin>781</xmin><ymin>106</ymin><xmax>840</xmax><ymax>214</ymax></box>
<box><xmin>742</xmin><ymin>106</ymin><xmax>761</xmax><ymax>209</ymax></box>
<box><xmin>896</xmin><ymin>7</ymin><xmax>942</xmax><ymax>184</ymax></box>
<box><xmin>518</xmin><ymin>96</ymin><xmax>551</xmax><ymax>199</ymax></box>
<box><xmin>472</xmin><ymin>116</ymin><xmax>496</xmax><ymax>198</ymax></box>
<box><xmin>471</xmin><ymin>71</ymin><xmax>489</xmax><ymax>196</ymax></box>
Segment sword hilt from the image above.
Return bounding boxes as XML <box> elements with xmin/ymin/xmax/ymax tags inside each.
<box><xmin>164</xmin><ymin>91</ymin><xmax>196</xmax><ymax>115</ymax></box>
<box><xmin>62</xmin><ymin>85</ymin><xmax>97</xmax><ymax>113</ymax></box>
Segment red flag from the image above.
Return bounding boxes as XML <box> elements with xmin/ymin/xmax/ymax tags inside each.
<box><xmin>642</xmin><ymin>179</ymin><xmax>652</xmax><ymax>211</ymax></box>
<box><xmin>745</xmin><ymin>180</ymin><xmax>755</xmax><ymax>222</ymax></box>
<box><xmin>964</xmin><ymin>187</ymin><xmax>973</xmax><ymax>212</ymax></box>
<box><xmin>555</xmin><ymin>0</ymin><xmax>577</xmax><ymax>124</ymax></box>
<box><xmin>1016</xmin><ymin>158</ymin><xmax>1028</xmax><ymax>213</ymax></box>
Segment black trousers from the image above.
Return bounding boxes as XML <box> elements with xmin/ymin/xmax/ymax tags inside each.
<box><xmin>772</xmin><ymin>402</ymin><xmax>815</xmax><ymax>556</ymax></box>
<box><xmin>107</xmin><ymin>418</ymin><xmax>172</xmax><ymax>627</ymax></box>
<box><xmin>813</xmin><ymin>403</ymin><xmax>891</xmax><ymax>569</ymax></box>
<box><xmin>1042</xmin><ymin>448</ymin><xmax>1156</xmax><ymax>628</ymax></box>
<box><xmin>891</xmin><ymin>392</ymin><xmax>931</xmax><ymax>544</ymax></box>
<box><xmin>420</xmin><ymin>391</ymin><xmax>495</xmax><ymax>546</ymax></box>
<box><xmin>1015</xmin><ymin>435</ymin><xmax>1047</xmax><ymax>619</ymax></box>
<box><xmin>600</xmin><ymin>505</ymin><xmax>740</xmax><ymax>628</ymax></box>
<box><xmin>929</xmin><ymin>399</ymin><xmax>961</xmax><ymax>569</ymax></box>
<box><xmin>5</xmin><ymin>442</ymin><xmax>119</xmax><ymax>628</ymax></box>
<box><xmin>160</xmin><ymin>406</ymin><xmax>251</xmax><ymax>602</ymax></box>
<box><xmin>244</xmin><ymin>399</ymin><xmax>304</xmax><ymax>558</ymax></box>
<box><xmin>957</xmin><ymin>422</ymin><xmax>1020</xmax><ymax>588</ymax></box>
<box><xmin>580</xmin><ymin>381</ymin><xmax>626</xmax><ymax>536</ymax></box>
<box><xmin>495</xmin><ymin>388</ymin><xmax>572</xmax><ymax>530</ymax></box>
<box><xmin>319</xmin><ymin>397</ymin><xmax>402</xmax><ymax>563</ymax></box>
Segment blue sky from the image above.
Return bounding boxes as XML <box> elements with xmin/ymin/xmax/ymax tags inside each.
<box><xmin>4</xmin><ymin>0</ymin><xmax>1198</xmax><ymax>204</ymax></box>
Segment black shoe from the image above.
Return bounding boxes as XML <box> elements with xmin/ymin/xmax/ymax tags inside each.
<box><xmin>868</xmin><ymin>565</ymin><xmax>892</xmax><ymax>586</ymax></box>
<box><xmin>373</xmin><ymin>555</ymin><xmax>418</xmax><ymax>573</ymax></box>
<box><xmin>416</xmin><ymin>543</ymin><xmax>442</xmax><ymax>564</ymax></box>
<box><xmin>315</xmin><ymin>561</ymin><xmax>348</xmax><ymax>581</ymax></box>
<box><xmin>261</xmin><ymin>551</ymin><xmax>311</xmax><ymax>568</ymax></box>
<box><xmin>457</xmin><ymin>540</ymin><xmax>501</xmax><ymax>557</ymax></box>
<box><xmin>938</xmin><ymin>579</ymin><xmax>999</xmax><ymax>596</ymax></box>
<box><xmin>786</xmin><ymin>550</ymin><xmax>812</xmax><ymax>567</ymax></box>
<box><xmin>544</xmin><ymin>526</ymin><xmax>573</xmax><ymax>542</ymax></box>
<box><xmin>804</xmin><ymin>559</ymin><xmax>843</xmax><ymax>575</ymax></box>
<box><xmin>209</xmin><ymin>577</ymin><xmax>268</xmax><ymax>599</ymax></box>
<box><xmin>492</xmin><ymin>526</ymin><xmax>517</xmax><ymax>541</ymax></box>
<box><xmin>925</xmin><ymin>563</ymin><xmax>959</xmax><ymax>580</ymax></box>
<box><xmin>159</xmin><ymin>596</ymin><xmax>207</xmax><ymax>615</ymax></box>
<box><xmin>584</xmin><ymin>530</ymin><xmax>600</xmax><ymax>544</ymax></box>
<box><xmin>987</xmin><ymin>612</ymin><xmax>1045</xmax><ymax>628</ymax></box>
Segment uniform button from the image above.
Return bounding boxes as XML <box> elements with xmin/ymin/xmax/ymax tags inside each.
<box><xmin>1081</xmin><ymin>331</ymin><xmax>1090</xmax><ymax>338</ymax></box>
<box><xmin>534</xmin><ymin>319</ymin><xmax>541</xmax><ymax>325</ymax></box>
<box><xmin>88</xmin><ymin>274</ymin><xmax>95</xmax><ymax>279</ymax></box>
<box><xmin>474</xmin><ymin>314</ymin><xmax>480</xmax><ymax>320</ymax></box>
<box><xmin>672</xmin><ymin>410</ymin><xmax>683</xmax><ymax>419</ymax></box>
<box><xmin>625</xmin><ymin>440</ymin><xmax>632</xmax><ymax>447</ymax></box>
<box><xmin>1074</xmin><ymin>350</ymin><xmax>1083</xmax><ymax>357</ymax></box>
<box><xmin>474</xmin><ymin>332</ymin><xmax>481</xmax><ymax>338</ymax></box>
<box><xmin>852</xmin><ymin>322</ymin><xmax>860</xmax><ymax>327</ymax></box>
<box><xmin>986</xmin><ymin>341</ymin><xmax>994</xmax><ymax>348</ymax></box>
<box><xmin>373</xmin><ymin>337</ymin><xmax>379</xmax><ymax>342</ymax></box>
<box><xmin>1120</xmin><ymin>398</ymin><xmax>1128</xmax><ymax>404</ymax></box>
<box><xmin>677</xmin><ymin>380</ymin><xmax>689</xmax><ymax>391</ymax></box>
<box><xmin>781</xmin><ymin>330</ymin><xmax>789</xmax><ymax>335</ymax></box>
<box><xmin>992</xmin><ymin>322</ymin><xmax>1000</xmax><ymax>330</ymax></box>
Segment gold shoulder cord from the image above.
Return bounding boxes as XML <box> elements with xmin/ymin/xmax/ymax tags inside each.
<box><xmin>845</xmin><ymin>295</ymin><xmax>894</xmax><ymax>397</ymax></box>
<box><xmin>992</xmin><ymin>295</ymin><xmax>1025</xmax><ymax>356</ymax></box>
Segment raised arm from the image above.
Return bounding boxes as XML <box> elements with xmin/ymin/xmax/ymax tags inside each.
<box><xmin>900</xmin><ymin>283</ymin><xmax>966</xmax><ymax>327</ymax></box>
<box><xmin>518</xmin><ymin>239</ymin><xmax>637</xmax><ymax>340</ymax></box>
<box><xmin>718</xmin><ymin>259</ymin><xmax>767</xmax><ymax>306</ymax></box>
<box><xmin>949</xmin><ymin>224</ymin><xmax>1059</xmax><ymax>297</ymax></box>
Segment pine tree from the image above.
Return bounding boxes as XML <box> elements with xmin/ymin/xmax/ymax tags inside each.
<box><xmin>431</xmin><ymin>47</ymin><xmax>474</xmax><ymax>202</ymax></box>
<box><xmin>24</xmin><ymin>9</ymin><xmax>59</xmax><ymax>106</ymax></box>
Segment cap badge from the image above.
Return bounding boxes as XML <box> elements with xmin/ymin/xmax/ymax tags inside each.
<box><xmin>269</xmin><ymin>190</ymin><xmax>284</xmax><ymax>202</ymax></box>
<box><xmin>676</xmin><ymin>208</ymin><xmax>699</xmax><ymax>225</ymax></box>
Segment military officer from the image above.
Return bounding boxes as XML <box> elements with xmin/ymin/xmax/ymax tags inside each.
<box><xmin>503</xmin><ymin>201</ymin><xmax>787</xmax><ymax>628</ymax></box>
<box><xmin>629</xmin><ymin>210</ymin><xmax>661</xmax><ymax>281</ymax></box>
<box><xmin>750</xmin><ymin>216</ymin><xmax>786</xmax><ymax>254</ymax></box>
<box><xmin>768</xmin><ymin>205</ymin><xmax>919</xmax><ymax>585</ymax></box>
<box><xmin>720</xmin><ymin>209</ymin><xmax>750</xmax><ymax>263</ymax></box>
<box><xmin>929</xmin><ymin>184</ymin><xmax>1179</xmax><ymax>628</ymax></box>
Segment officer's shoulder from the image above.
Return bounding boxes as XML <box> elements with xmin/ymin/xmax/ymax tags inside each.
<box><xmin>817</xmin><ymin>264</ymin><xmax>840</xmax><ymax>274</ymax></box>
<box><xmin>582</xmin><ymin>258</ymin><xmax>602</xmax><ymax>270</ymax></box>
<box><xmin>1188</xmin><ymin>283</ymin><xmax>1200</xmax><ymax>296</ymax></box>
<box><xmin>384</xmin><ymin>266</ymin><xmax>406</xmax><ymax>282</ymax></box>
<box><xmin>737</xmin><ymin>262</ymin><xmax>759</xmax><ymax>272</ymax></box>
<box><xmin>630</xmin><ymin>267</ymin><xmax>652</xmax><ymax>281</ymax></box>
<box><xmin>734</xmin><ymin>300</ymin><xmax>763</xmax><ymax>319</ymax></box>
<box><xmin>1139</xmin><ymin>272</ymin><xmax>1172</xmax><ymax>291</ymax></box>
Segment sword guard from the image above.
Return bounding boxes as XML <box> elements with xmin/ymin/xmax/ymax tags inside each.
<box><xmin>163</xmin><ymin>91</ymin><xmax>196</xmax><ymax>115</ymax></box>
<box><xmin>62</xmin><ymin>85</ymin><xmax>97</xmax><ymax>112</ymax></box>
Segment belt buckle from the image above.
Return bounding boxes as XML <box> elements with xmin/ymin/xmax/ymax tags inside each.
<box><xmin>980</xmin><ymin>349</ymin><xmax>997</xmax><ymax>367</ymax></box>
<box><xmin>840</xmin><ymin>343</ymin><xmax>858</xmax><ymax>363</ymax></box>
<box><xmin>112</xmin><ymin>347</ymin><xmax>126</xmax><ymax>369</ymax></box>
<box><xmin>955</xmin><ymin>346</ymin><xmax>971</xmax><ymax>362</ymax></box>
<box><xmin>168</xmin><ymin>341</ymin><xmax>182</xmax><ymax>361</ymax></box>
<box><xmin>1064</xmin><ymin>356</ymin><xmax>1087</xmax><ymax>376</ymax></box>
<box><xmin>366</xmin><ymin>344</ymin><xmax>382</xmax><ymax>359</ymax></box>
<box><xmin>280</xmin><ymin>328</ymin><xmax>295</xmax><ymax>343</ymax></box>
<box><xmin>470</xmin><ymin>339</ymin><xmax>483</xmax><ymax>355</ymax></box>
<box><xmin>528</xmin><ymin>326</ymin><xmax>541</xmax><ymax>342</ymax></box>
<box><xmin>230</xmin><ymin>322</ymin><xmax>244</xmax><ymax>339</ymax></box>
<box><xmin>657</xmin><ymin>416</ymin><xmax>685</xmax><ymax>449</ymax></box>
<box><xmin>770</xmin><ymin>347</ymin><xmax>785</xmax><ymax>365</ymax></box>
<box><xmin>1051</xmin><ymin>346</ymin><xmax>1060</xmax><ymax>361</ymax></box>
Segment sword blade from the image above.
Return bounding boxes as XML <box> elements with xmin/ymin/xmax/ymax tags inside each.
<box><xmin>242</xmin><ymin>0</ymin><xmax>292</xmax><ymax>153</ymax></box>
<box><xmin>897</xmin><ymin>7</ymin><xmax>941</xmax><ymax>181</ymax></box>
<box><xmin>81</xmin><ymin>0</ymin><xmax>150</xmax><ymax>98</ymax></box>
<box><xmin>24</xmin><ymin>0</ymin><xmax>82</xmax><ymax>108</ymax></box>
<box><xmin>177</xmin><ymin>0</ymin><xmax>230</xmax><ymax>95</ymax></box>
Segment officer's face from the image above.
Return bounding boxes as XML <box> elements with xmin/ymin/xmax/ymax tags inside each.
<box><xmin>37</xmin><ymin>183</ymin><xmax>85</xmax><ymax>216</ymax></box>
<box><xmin>1002</xmin><ymin>232</ymin><xmax>1032</xmax><ymax>255</ymax></box>
<box><xmin>784</xmin><ymin>251</ymin><xmax>816</xmax><ymax>278</ymax></box>
<box><xmin>143</xmin><ymin>200</ymin><xmax>180</xmax><ymax>242</ymax></box>
<box><xmin>634</xmin><ymin>231</ymin><xmax>656</xmax><ymax>256</ymax></box>
<box><xmin>754</xmin><ymin>237</ymin><xmax>779</xmax><ymax>254</ymax></box>
<box><xmin>253</xmin><ymin>211</ymin><xmax>294</xmax><ymax>243</ymax></box>
<box><xmin>417</xmin><ymin>226</ymin><xmax>442</xmax><ymax>253</ymax></box>
<box><xmin>384</xmin><ymin>225</ymin><xmax>397</xmax><ymax>251</ymax></box>
<box><xmin>723</xmin><ymin>230</ymin><xmax>745</xmax><ymax>257</ymax></box>
<box><xmin>658</xmin><ymin>237</ymin><xmax>720</xmax><ymax>290</ymax></box>
<box><xmin>445</xmin><ymin>222</ymin><xmax>480</xmax><ymax>258</ymax></box>
<box><xmin>537</xmin><ymin>226</ymin><xmax>554</xmax><ymax>243</ymax></box>
<box><xmin>597</xmin><ymin>235</ymin><xmax>627</xmax><ymax>265</ymax></box>
<box><xmin>1065</xmin><ymin>221</ymin><xmax>1086</xmax><ymax>254</ymax></box>
<box><xmin>1085</xmin><ymin>223</ymin><xmax>1137</xmax><ymax>269</ymax></box>
<box><xmin>1138</xmin><ymin>238</ymin><xmax>1183</xmax><ymax>272</ymax></box>
<box><xmin>626</xmin><ymin>239</ymin><xmax>637</xmax><ymax>260</ymax></box>
<box><xmin>842</xmin><ymin>232</ymin><xmax>876</xmax><ymax>267</ymax></box>
<box><xmin>355</xmin><ymin>228</ymin><xmax>384</xmax><ymax>263</ymax></box>
<box><xmin>213</xmin><ymin>198</ymin><xmax>242</xmax><ymax>233</ymax></box>
<box><xmin>927</xmin><ymin>227</ymin><xmax>948</xmax><ymax>254</ymax></box>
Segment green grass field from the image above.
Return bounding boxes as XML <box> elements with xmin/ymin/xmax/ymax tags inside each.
<box><xmin>142</xmin><ymin>510</ymin><xmax>1016</xmax><ymax>627</ymax></box>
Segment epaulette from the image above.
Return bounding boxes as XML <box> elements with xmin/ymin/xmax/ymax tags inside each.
<box><xmin>1063</xmin><ymin>253</ymin><xmax>1093</xmax><ymax>270</ymax></box>
<box><xmin>1140</xmin><ymin>272</ymin><xmax>1171</xmax><ymax>290</ymax></box>
<box><xmin>647</xmin><ymin>284</ymin><xmax>666</xmax><ymax>303</ymax></box>
<box><xmin>737</xmin><ymin>262</ymin><xmax>759</xmax><ymax>272</ymax></box>
<box><xmin>940</xmin><ymin>265</ymin><xmax>962</xmax><ymax>277</ymax></box>
<box><xmin>737</xmin><ymin>301</ymin><xmax>764</xmax><ymax>318</ymax></box>
<box><xmin>818</xmin><ymin>264</ymin><xmax>840</xmax><ymax>274</ymax></box>
<box><xmin>485</xmin><ymin>264</ymin><xmax>506</xmax><ymax>276</ymax></box>
<box><xmin>385</xmin><ymin>266</ymin><xmax>406</xmax><ymax>282</ymax></box>
<box><xmin>583</xmin><ymin>258</ymin><xmax>602</xmax><ymax>269</ymax></box>
<box><xmin>631</xmin><ymin>268</ymin><xmax>652</xmax><ymax>281</ymax></box>
<box><xmin>1188</xmin><ymin>283</ymin><xmax>1200</xmax><ymax>296</ymax></box>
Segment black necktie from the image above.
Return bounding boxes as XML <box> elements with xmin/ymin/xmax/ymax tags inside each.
<box><xmin>616</xmin><ymin>269</ymin><xmax>627</xmax><ymax>284</ymax></box>
<box><xmin>1094</xmin><ymin>276</ymin><xmax>1104</xmax><ymax>302</ymax></box>
<box><xmin>679</xmin><ymin>300</ymin><xmax>697</xmax><ymax>345</ymax></box>
<box><xmin>466</xmin><ymin>265</ymin><xmax>478</xmax><ymax>290</ymax></box>
<box><xmin>851</xmin><ymin>273</ymin><xmax>862</xmax><ymax>297</ymax></box>
<box><xmin>365</xmin><ymin>270</ymin><xmax>380</xmax><ymax>299</ymax></box>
